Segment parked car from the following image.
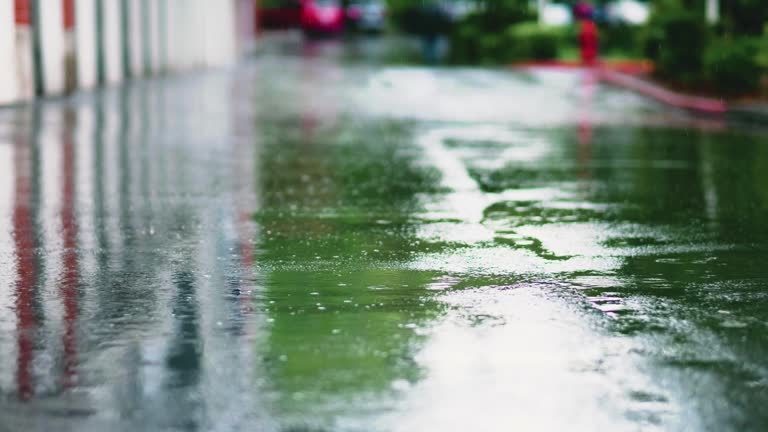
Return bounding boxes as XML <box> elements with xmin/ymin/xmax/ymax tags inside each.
<box><xmin>301</xmin><ymin>0</ymin><xmax>344</xmax><ymax>35</ymax></box>
<box><xmin>346</xmin><ymin>0</ymin><xmax>387</xmax><ymax>32</ymax></box>
<box><xmin>606</xmin><ymin>0</ymin><xmax>650</xmax><ymax>25</ymax></box>
<box><xmin>257</xmin><ymin>0</ymin><xmax>301</xmax><ymax>29</ymax></box>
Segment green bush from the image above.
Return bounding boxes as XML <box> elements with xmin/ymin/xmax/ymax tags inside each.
<box><xmin>462</xmin><ymin>3</ymin><xmax>534</xmax><ymax>34</ymax></box>
<box><xmin>756</xmin><ymin>36</ymin><xmax>768</xmax><ymax>70</ymax></box>
<box><xmin>451</xmin><ymin>24</ymin><xmax>482</xmax><ymax>63</ymax></box>
<box><xmin>448</xmin><ymin>0</ymin><xmax>536</xmax><ymax>64</ymax></box>
<box><xmin>505</xmin><ymin>22</ymin><xmax>560</xmax><ymax>61</ymax></box>
<box><xmin>703</xmin><ymin>38</ymin><xmax>764</xmax><ymax>94</ymax></box>
<box><xmin>450</xmin><ymin>21</ymin><xmax>561</xmax><ymax>64</ymax></box>
<box><xmin>643</xmin><ymin>11</ymin><xmax>709</xmax><ymax>84</ymax></box>
<box><xmin>600</xmin><ymin>23</ymin><xmax>643</xmax><ymax>57</ymax></box>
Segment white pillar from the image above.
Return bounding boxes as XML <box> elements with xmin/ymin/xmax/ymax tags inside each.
<box><xmin>162</xmin><ymin>0</ymin><xmax>173</xmax><ymax>71</ymax></box>
<box><xmin>14</xmin><ymin>3</ymin><xmax>34</xmax><ymax>100</ymax></box>
<box><xmin>0</xmin><ymin>0</ymin><xmax>18</xmax><ymax>104</ymax></box>
<box><xmin>706</xmin><ymin>0</ymin><xmax>719</xmax><ymax>24</ymax></box>
<box><xmin>38</xmin><ymin>0</ymin><xmax>66</xmax><ymax>94</ymax></box>
<box><xmin>234</xmin><ymin>0</ymin><xmax>256</xmax><ymax>57</ymax></box>
<box><xmin>147</xmin><ymin>0</ymin><xmax>161</xmax><ymax>74</ymax></box>
<box><xmin>164</xmin><ymin>0</ymin><xmax>178</xmax><ymax>72</ymax></box>
<box><xmin>537</xmin><ymin>0</ymin><xmax>549</xmax><ymax>25</ymax></box>
<box><xmin>102</xmin><ymin>0</ymin><xmax>123</xmax><ymax>84</ymax></box>
<box><xmin>63</xmin><ymin>0</ymin><xmax>77</xmax><ymax>92</ymax></box>
<box><xmin>75</xmin><ymin>0</ymin><xmax>98</xmax><ymax>89</ymax></box>
<box><xmin>200</xmin><ymin>0</ymin><xmax>236</xmax><ymax>67</ymax></box>
<box><xmin>128</xmin><ymin>0</ymin><xmax>143</xmax><ymax>77</ymax></box>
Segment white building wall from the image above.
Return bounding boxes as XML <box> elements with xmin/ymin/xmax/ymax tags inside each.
<box><xmin>2</xmin><ymin>0</ymin><xmax>251</xmax><ymax>106</ymax></box>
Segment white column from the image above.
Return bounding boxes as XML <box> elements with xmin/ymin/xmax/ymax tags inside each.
<box><xmin>102</xmin><ymin>0</ymin><xmax>123</xmax><ymax>84</ymax></box>
<box><xmin>147</xmin><ymin>0</ymin><xmax>161</xmax><ymax>74</ymax></box>
<box><xmin>201</xmin><ymin>0</ymin><xmax>236</xmax><ymax>67</ymax></box>
<box><xmin>706</xmin><ymin>0</ymin><xmax>719</xmax><ymax>24</ymax></box>
<box><xmin>38</xmin><ymin>0</ymin><xmax>66</xmax><ymax>94</ymax></box>
<box><xmin>234</xmin><ymin>0</ymin><xmax>256</xmax><ymax>57</ymax></box>
<box><xmin>15</xmin><ymin>6</ymin><xmax>34</xmax><ymax>99</ymax></box>
<box><xmin>175</xmin><ymin>0</ymin><xmax>191</xmax><ymax>69</ymax></box>
<box><xmin>63</xmin><ymin>0</ymin><xmax>77</xmax><ymax>92</ymax></box>
<box><xmin>128</xmin><ymin>0</ymin><xmax>143</xmax><ymax>77</ymax></box>
<box><xmin>75</xmin><ymin>0</ymin><xmax>98</xmax><ymax>89</ymax></box>
<box><xmin>163</xmin><ymin>0</ymin><xmax>177</xmax><ymax>72</ymax></box>
<box><xmin>0</xmin><ymin>0</ymin><xmax>17</xmax><ymax>104</ymax></box>
<box><xmin>537</xmin><ymin>0</ymin><xmax>549</xmax><ymax>25</ymax></box>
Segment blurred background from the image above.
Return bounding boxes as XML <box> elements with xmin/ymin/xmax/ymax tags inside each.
<box><xmin>2</xmin><ymin>0</ymin><xmax>766</xmax><ymax>104</ymax></box>
<box><xmin>255</xmin><ymin>0</ymin><xmax>767</xmax><ymax>95</ymax></box>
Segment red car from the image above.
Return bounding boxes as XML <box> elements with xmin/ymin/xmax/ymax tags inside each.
<box><xmin>257</xmin><ymin>0</ymin><xmax>301</xmax><ymax>29</ymax></box>
<box><xmin>301</xmin><ymin>0</ymin><xmax>344</xmax><ymax>34</ymax></box>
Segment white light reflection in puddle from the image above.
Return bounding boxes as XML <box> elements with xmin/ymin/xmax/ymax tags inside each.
<box><xmin>373</xmin><ymin>284</ymin><xmax>675</xmax><ymax>432</ymax></box>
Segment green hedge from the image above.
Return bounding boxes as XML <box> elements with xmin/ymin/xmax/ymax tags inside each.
<box><xmin>703</xmin><ymin>38</ymin><xmax>764</xmax><ymax>94</ymax></box>
<box><xmin>505</xmin><ymin>22</ymin><xmax>560</xmax><ymax>61</ymax></box>
<box><xmin>450</xmin><ymin>21</ymin><xmax>563</xmax><ymax>64</ymax></box>
<box><xmin>643</xmin><ymin>11</ymin><xmax>709</xmax><ymax>85</ymax></box>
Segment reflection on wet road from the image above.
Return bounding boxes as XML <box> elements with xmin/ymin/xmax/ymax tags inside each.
<box><xmin>1</xmin><ymin>35</ymin><xmax>768</xmax><ymax>431</ymax></box>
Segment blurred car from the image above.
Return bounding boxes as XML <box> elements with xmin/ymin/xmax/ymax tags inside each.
<box><xmin>606</xmin><ymin>0</ymin><xmax>650</xmax><ymax>25</ymax></box>
<box><xmin>257</xmin><ymin>0</ymin><xmax>301</xmax><ymax>29</ymax></box>
<box><xmin>346</xmin><ymin>0</ymin><xmax>387</xmax><ymax>32</ymax></box>
<box><xmin>301</xmin><ymin>0</ymin><xmax>344</xmax><ymax>34</ymax></box>
<box><xmin>541</xmin><ymin>2</ymin><xmax>572</xmax><ymax>26</ymax></box>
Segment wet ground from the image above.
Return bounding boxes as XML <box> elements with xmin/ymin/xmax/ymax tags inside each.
<box><xmin>1</xmin><ymin>33</ymin><xmax>768</xmax><ymax>431</ymax></box>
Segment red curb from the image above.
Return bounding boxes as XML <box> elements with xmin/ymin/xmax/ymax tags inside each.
<box><xmin>595</xmin><ymin>68</ymin><xmax>727</xmax><ymax>114</ymax></box>
<box><xmin>512</xmin><ymin>61</ymin><xmax>727</xmax><ymax>114</ymax></box>
<box><xmin>514</xmin><ymin>59</ymin><xmax>653</xmax><ymax>76</ymax></box>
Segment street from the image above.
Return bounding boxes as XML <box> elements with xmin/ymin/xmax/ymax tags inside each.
<box><xmin>1</xmin><ymin>34</ymin><xmax>768</xmax><ymax>431</ymax></box>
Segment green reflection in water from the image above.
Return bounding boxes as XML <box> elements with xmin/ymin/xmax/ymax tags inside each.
<box><xmin>251</xmin><ymin>82</ymin><xmax>768</xmax><ymax>430</ymax></box>
<box><xmin>461</xmin><ymin>125</ymin><xmax>768</xmax><ymax>430</ymax></box>
<box><xmin>254</xmin><ymin>118</ymin><xmax>448</xmax><ymax>425</ymax></box>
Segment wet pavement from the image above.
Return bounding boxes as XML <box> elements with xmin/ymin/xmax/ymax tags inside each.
<box><xmin>2</xmin><ymin>33</ymin><xmax>768</xmax><ymax>431</ymax></box>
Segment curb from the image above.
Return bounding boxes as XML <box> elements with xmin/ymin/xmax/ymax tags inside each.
<box><xmin>512</xmin><ymin>61</ymin><xmax>738</xmax><ymax>115</ymax></box>
<box><xmin>594</xmin><ymin>68</ymin><xmax>727</xmax><ymax>114</ymax></box>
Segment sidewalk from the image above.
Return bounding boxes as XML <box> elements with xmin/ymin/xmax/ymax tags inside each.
<box><xmin>514</xmin><ymin>60</ymin><xmax>768</xmax><ymax>123</ymax></box>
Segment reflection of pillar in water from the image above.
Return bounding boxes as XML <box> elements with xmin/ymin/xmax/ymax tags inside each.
<box><xmin>577</xmin><ymin>70</ymin><xmax>595</xmax><ymax>186</ymax></box>
<box><xmin>92</xmin><ymin>93</ymin><xmax>110</xmax><ymax>275</ymax></box>
<box><xmin>12</xmin><ymin>108</ymin><xmax>43</xmax><ymax>400</ymax></box>
<box><xmin>699</xmin><ymin>134</ymin><xmax>719</xmax><ymax>225</ymax></box>
<box><xmin>59</xmin><ymin>107</ymin><xmax>79</xmax><ymax>389</ymax></box>
<box><xmin>165</xmin><ymin>270</ymin><xmax>202</xmax><ymax>408</ymax></box>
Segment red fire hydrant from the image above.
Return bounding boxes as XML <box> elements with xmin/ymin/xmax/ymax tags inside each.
<box><xmin>574</xmin><ymin>2</ymin><xmax>599</xmax><ymax>66</ymax></box>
